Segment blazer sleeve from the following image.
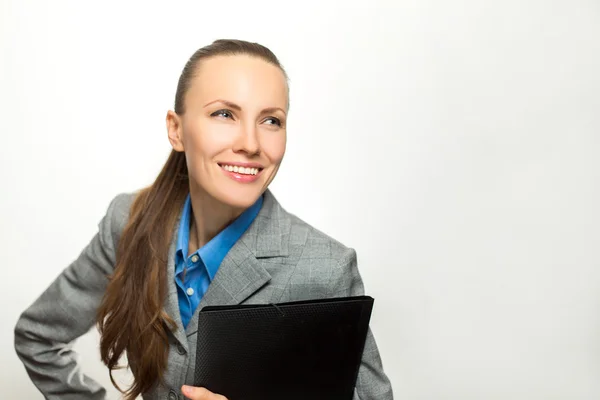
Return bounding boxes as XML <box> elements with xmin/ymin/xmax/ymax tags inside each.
<box><xmin>14</xmin><ymin>194</ymin><xmax>129</xmax><ymax>400</ymax></box>
<box><xmin>329</xmin><ymin>247</ymin><xmax>395</xmax><ymax>400</ymax></box>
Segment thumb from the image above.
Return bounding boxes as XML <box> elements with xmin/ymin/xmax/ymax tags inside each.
<box><xmin>181</xmin><ymin>385</ymin><xmax>228</xmax><ymax>400</ymax></box>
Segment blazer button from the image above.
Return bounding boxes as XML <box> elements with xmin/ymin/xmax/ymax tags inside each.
<box><xmin>176</xmin><ymin>344</ymin><xmax>186</xmax><ymax>355</ymax></box>
<box><xmin>168</xmin><ymin>389</ymin><xmax>178</xmax><ymax>400</ymax></box>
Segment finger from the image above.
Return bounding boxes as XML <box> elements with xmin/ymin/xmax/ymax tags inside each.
<box><xmin>181</xmin><ymin>385</ymin><xmax>228</xmax><ymax>400</ymax></box>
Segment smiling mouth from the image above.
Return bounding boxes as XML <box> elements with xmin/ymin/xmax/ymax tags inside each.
<box><xmin>218</xmin><ymin>163</ymin><xmax>264</xmax><ymax>176</ymax></box>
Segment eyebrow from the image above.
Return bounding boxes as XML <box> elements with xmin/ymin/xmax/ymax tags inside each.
<box><xmin>203</xmin><ymin>99</ymin><xmax>286</xmax><ymax>116</ymax></box>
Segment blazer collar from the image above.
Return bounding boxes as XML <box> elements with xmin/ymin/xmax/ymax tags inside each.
<box><xmin>164</xmin><ymin>189</ymin><xmax>291</xmax><ymax>349</ymax></box>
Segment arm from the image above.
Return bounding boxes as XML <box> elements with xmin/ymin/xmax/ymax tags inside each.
<box><xmin>14</xmin><ymin>194</ymin><xmax>129</xmax><ymax>400</ymax></box>
<box><xmin>330</xmin><ymin>248</ymin><xmax>395</xmax><ymax>400</ymax></box>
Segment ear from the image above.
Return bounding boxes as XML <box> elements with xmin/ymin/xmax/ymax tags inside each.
<box><xmin>166</xmin><ymin>110</ymin><xmax>185</xmax><ymax>152</ymax></box>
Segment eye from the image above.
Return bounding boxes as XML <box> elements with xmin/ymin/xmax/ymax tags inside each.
<box><xmin>211</xmin><ymin>109</ymin><xmax>234</xmax><ymax>120</ymax></box>
<box><xmin>263</xmin><ymin>117</ymin><xmax>281</xmax><ymax>126</ymax></box>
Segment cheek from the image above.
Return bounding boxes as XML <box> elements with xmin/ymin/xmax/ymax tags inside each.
<box><xmin>261</xmin><ymin>133</ymin><xmax>287</xmax><ymax>163</ymax></box>
<box><xmin>184</xmin><ymin>124</ymin><xmax>231</xmax><ymax>161</ymax></box>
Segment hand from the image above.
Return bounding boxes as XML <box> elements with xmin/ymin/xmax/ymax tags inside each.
<box><xmin>181</xmin><ymin>385</ymin><xmax>228</xmax><ymax>400</ymax></box>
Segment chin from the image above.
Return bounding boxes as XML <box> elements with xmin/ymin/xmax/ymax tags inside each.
<box><xmin>212</xmin><ymin>187</ymin><xmax>263</xmax><ymax>210</ymax></box>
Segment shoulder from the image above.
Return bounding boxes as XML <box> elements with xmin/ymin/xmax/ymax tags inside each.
<box><xmin>106</xmin><ymin>191</ymin><xmax>136</xmax><ymax>227</ymax></box>
<box><xmin>269</xmin><ymin>197</ymin><xmax>364</xmax><ymax>298</ymax></box>
<box><xmin>286</xmin><ymin>211</ymin><xmax>353</xmax><ymax>261</ymax></box>
<box><xmin>262</xmin><ymin>189</ymin><xmax>352</xmax><ymax>260</ymax></box>
<box><xmin>107</xmin><ymin>192</ymin><xmax>136</xmax><ymax>221</ymax></box>
<box><xmin>99</xmin><ymin>191</ymin><xmax>137</xmax><ymax>250</ymax></box>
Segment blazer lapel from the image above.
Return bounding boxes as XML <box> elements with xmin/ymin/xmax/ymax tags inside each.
<box><xmin>184</xmin><ymin>189</ymin><xmax>291</xmax><ymax>336</ymax></box>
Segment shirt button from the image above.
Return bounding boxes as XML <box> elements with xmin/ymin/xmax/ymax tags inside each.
<box><xmin>191</xmin><ymin>255</ymin><xmax>199</xmax><ymax>263</ymax></box>
<box><xmin>168</xmin><ymin>389</ymin><xmax>178</xmax><ymax>400</ymax></box>
<box><xmin>176</xmin><ymin>344</ymin><xmax>186</xmax><ymax>355</ymax></box>
<box><xmin>186</xmin><ymin>287</ymin><xmax>194</xmax><ymax>296</ymax></box>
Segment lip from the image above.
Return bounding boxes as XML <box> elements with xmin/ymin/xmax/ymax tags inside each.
<box><xmin>218</xmin><ymin>162</ymin><xmax>264</xmax><ymax>183</ymax></box>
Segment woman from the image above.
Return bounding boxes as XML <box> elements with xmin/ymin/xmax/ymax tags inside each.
<box><xmin>14</xmin><ymin>39</ymin><xmax>393</xmax><ymax>400</ymax></box>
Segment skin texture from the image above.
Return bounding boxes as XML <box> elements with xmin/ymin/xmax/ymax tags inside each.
<box><xmin>182</xmin><ymin>385</ymin><xmax>228</xmax><ymax>400</ymax></box>
<box><xmin>166</xmin><ymin>54</ymin><xmax>289</xmax><ymax>399</ymax></box>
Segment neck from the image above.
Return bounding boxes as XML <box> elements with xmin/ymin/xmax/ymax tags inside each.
<box><xmin>188</xmin><ymin>186</ymin><xmax>244</xmax><ymax>250</ymax></box>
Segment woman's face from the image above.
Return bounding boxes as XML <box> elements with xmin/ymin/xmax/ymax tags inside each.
<box><xmin>168</xmin><ymin>55</ymin><xmax>288</xmax><ymax>210</ymax></box>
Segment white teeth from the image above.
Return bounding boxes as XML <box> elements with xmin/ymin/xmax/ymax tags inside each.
<box><xmin>221</xmin><ymin>164</ymin><xmax>260</xmax><ymax>175</ymax></box>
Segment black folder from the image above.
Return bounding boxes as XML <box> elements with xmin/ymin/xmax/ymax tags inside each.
<box><xmin>193</xmin><ymin>295</ymin><xmax>374</xmax><ymax>400</ymax></box>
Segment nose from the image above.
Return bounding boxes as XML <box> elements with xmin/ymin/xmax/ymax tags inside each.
<box><xmin>233</xmin><ymin>122</ymin><xmax>261</xmax><ymax>156</ymax></box>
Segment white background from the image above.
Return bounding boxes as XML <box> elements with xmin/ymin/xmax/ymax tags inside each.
<box><xmin>1</xmin><ymin>0</ymin><xmax>599</xmax><ymax>399</ymax></box>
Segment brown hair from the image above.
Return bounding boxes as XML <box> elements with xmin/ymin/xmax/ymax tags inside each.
<box><xmin>95</xmin><ymin>39</ymin><xmax>287</xmax><ymax>399</ymax></box>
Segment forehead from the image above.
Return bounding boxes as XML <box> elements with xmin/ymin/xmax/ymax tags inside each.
<box><xmin>186</xmin><ymin>54</ymin><xmax>288</xmax><ymax>110</ymax></box>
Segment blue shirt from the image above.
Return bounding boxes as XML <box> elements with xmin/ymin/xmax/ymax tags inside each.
<box><xmin>175</xmin><ymin>194</ymin><xmax>263</xmax><ymax>328</ymax></box>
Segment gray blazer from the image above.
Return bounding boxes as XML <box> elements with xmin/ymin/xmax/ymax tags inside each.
<box><xmin>14</xmin><ymin>190</ymin><xmax>394</xmax><ymax>399</ymax></box>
